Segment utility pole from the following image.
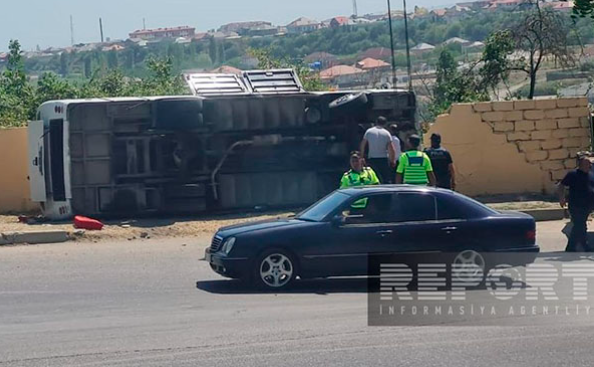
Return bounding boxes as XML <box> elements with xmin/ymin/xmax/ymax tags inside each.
<box><xmin>387</xmin><ymin>0</ymin><xmax>397</xmax><ymax>87</ymax></box>
<box><xmin>143</xmin><ymin>18</ymin><xmax>146</xmax><ymax>30</ymax></box>
<box><xmin>352</xmin><ymin>0</ymin><xmax>358</xmax><ymax>17</ymax></box>
<box><xmin>99</xmin><ymin>18</ymin><xmax>105</xmax><ymax>43</ymax></box>
<box><xmin>70</xmin><ymin>15</ymin><xmax>75</xmax><ymax>46</ymax></box>
<box><xmin>403</xmin><ymin>0</ymin><xmax>413</xmax><ymax>92</ymax></box>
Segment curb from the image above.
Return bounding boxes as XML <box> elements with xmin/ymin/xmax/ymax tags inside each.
<box><xmin>520</xmin><ymin>209</ymin><xmax>566</xmax><ymax>222</ymax></box>
<box><xmin>0</xmin><ymin>230</ymin><xmax>70</xmax><ymax>245</ymax></box>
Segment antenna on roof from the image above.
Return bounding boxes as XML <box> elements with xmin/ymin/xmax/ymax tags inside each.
<box><xmin>70</xmin><ymin>15</ymin><xmax>75</xmax><ymax>46</ymax></box>
<box><xmin>352</xmin><ymin>0</ymin><xmax>358</xmax><ymax>17</ymax></box>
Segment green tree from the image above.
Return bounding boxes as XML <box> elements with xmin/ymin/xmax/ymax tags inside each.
<box><xmin>209</xmin><ymin>38</ymin><xmax>218</xmax><ymax>64</ymax></box>
<box><xmin>429</xmin><ymin>50</ymin><xmax>488</xmax><ymax>118</ymax></box>
<box><xmin>59</xmin><ymin>52</ymin><xmax>70</xmax><ymax>76</ymax></box>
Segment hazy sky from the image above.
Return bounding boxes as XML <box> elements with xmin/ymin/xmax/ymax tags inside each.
<box><xmin>0</xmin><ymin>0</ymin><xmax>457</xmax><ymax>51</ymax></box>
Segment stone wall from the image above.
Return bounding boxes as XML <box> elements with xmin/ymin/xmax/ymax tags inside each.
<box><xmin>426</xmin><ymin>98</ymin><xmax>592</xmax><ymax>196</ymax></box>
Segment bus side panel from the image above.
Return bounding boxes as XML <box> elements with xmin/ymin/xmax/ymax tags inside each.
<box><xmin>27</xmin><ymin>120</ymin><xmax>47</xmax><ymax>202</ymax></box>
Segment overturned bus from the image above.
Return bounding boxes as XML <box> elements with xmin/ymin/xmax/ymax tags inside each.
<box><xmin>28</xmin><ymin>69</ymin><xmax>416</xmax><ymax>220</ymax></box>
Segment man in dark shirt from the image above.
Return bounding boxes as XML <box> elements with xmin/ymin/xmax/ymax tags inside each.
<box><xmin>424</xmin><ymin>133</ymin><xmax>456</xmax><ymax>190</ymax></box>
<box><xmin>557</xmin><ymin>154</ymin><xmax>594</xmax><ymax>252</ymax></box>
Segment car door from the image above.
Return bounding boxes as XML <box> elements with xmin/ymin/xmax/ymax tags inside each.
<box><xmin>380</xmin><ymin>192</ymin><xmax>445</xmax><ymax>253</ymax></box>
<box><xmin>304</xmin><ymin>192</ymin><xmax>398</xmax><ymax>277</ymax></box>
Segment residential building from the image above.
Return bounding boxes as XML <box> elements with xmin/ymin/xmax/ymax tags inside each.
<box><xmin>443</xmin><ymin>37</ymin><xmax>471</xmax><ymax>47</ymax></box>
<box><xmin>329</xmin><ymin>16</ymin><xmax>353</xmax><ymax>28</ymax></box>
<box><xmin>319</xmin><ymin>65</ymin><xmax>368</xmax><ymax>88</ymax></box>
<box><xmin>486</xmin><ymin>0</ymin><xmax>531</xmax><ymax>11</ymax></box>
<box><xmin>102</xmin><ymin>44</ymin><xmax>125</xmax><ymax>52</ymax></box>
<box><xmin>411</xmin><ymin>43</ymin><xmax>436</xmax><ymax>55</ymax></box>
<box><xmin>246</xmin><ymin>25</ymin><xmax>280</xmax><ymax>37</ymax></box>
<box><xmin>456</xmin><ymin>0</ymin><xmax>491</xmax><ymax>8</ymax></box>
<box><xmin>219</xmin><ymin>21</ymin><xmax>272</xmax><ymax>35</ymax></box>
<box><xmin>359</xmin><ymin>47</ymin><xmax>392</xmax><ymax>61</ymax></box>
<box><xmin>304</xmin><ymin>52</ymin><xmax>338</xmax><ymax>69</ymax></box>
<box><xmin>286</xmin><ymin>17</ymin><xmax>322</xmax><ymax>34</ymax></box>
<box><xmin>464</xmin><ymin>41</ymin><xmax>486</xmax><ymax>52</ymax></box>
<box><xmin>356</xmin><ymin>58</ymin><xmax>390</xmax><ymax>71</ymax></box>
<box><xmin>129</xmin><ymin>26</ymin><xmax>196</xmax><ymax>41</ymax></box>
<box><xmin>545</xmin><ymin>1</ymin><xmax>574</xmax><ymax>12</ymax></box>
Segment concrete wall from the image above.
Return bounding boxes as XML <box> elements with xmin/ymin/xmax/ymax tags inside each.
<box><xmin>426</xmin><ymin>98</ymin><xmax>592</xmax><ymax>196</ymax></box>
<box><xmin>0</xmin><ymin>128</ymin><xmax>39</xmax><ymax>214</ymax></box>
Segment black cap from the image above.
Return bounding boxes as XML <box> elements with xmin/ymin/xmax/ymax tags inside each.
<box><xmin>350</xmin><ymin>151</ymin><xmax>361</xmax><ymax>159</ymax></box>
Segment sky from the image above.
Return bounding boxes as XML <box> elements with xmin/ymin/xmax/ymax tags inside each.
<box><xmin>0</xmin><ymin>0</ymin><xmax>457</xmax><ymax>52</ymax></box>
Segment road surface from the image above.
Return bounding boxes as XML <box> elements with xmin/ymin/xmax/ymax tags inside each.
<box><xmin>2</xmin><ymin>220</ymin><xmax>594</xmax><ymax>367</ymax></box>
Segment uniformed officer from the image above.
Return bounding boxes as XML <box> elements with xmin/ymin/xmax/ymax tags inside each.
<box><xmin>340</xmin><ymin>151</ymin><xmax>380</xmax><ymax>189</ymax></box>
<box><xmin>395</xmin><ymin>135</ymin><xmax>437</xmax><ymax>186</ymax></box>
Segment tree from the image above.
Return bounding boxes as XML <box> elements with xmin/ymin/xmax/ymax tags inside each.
<box><xmin>209</xmin><ymin>38</ymin><xmax>218</xmax><ymax>64</ymax></box>
<box><xmin>59</xmin><ymin>52</ymin><xmax>70</xmax><ymax>76</ymax></box>
<box><xmin>479</xmin><ymin>30</ymin><xmax>515</xmax><ymax>96</ymax></box>
<box><xmin>429</xmin><ymin>50</ymin><xmax>488</xmax><ymax>118</ymax></box>
<box><xmin>571</xmin><ymin>0</ymin><xmax>594</xmax><ymax>18</ymax></box>
<box><xmin>510</xmin><ymin>2</ymin><xmax>574</xmax><ymax>99</ymax></box>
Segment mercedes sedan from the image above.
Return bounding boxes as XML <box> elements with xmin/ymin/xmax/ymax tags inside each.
<box><xmin>204</xmin><ymin>186</ymin><xmax>540</xmax><ymax>290</ymax></box>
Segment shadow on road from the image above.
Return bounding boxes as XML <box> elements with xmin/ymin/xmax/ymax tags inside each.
<box><xmin>196</xmin><ymin>276</ymin><xmax>525</xmax><ymax>295</ymax></box>
<box><xmin>196</xmin><ymin>278</ymin><xmax>370</xmax><ymax>295</ymax></box>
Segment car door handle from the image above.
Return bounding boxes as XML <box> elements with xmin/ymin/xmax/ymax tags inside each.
<box><xmin>441</xmin><ymin>227</ymin><xmax>458</xmax><ymax>232</ymax></box>
<box><xmin>376</xmin><ymin>230</ymin><xmax>393</xmax><ymax>235</ymax></box>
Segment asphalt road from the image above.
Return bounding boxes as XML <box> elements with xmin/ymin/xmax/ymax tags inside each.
<box><xmin>2</xmin><ymin>220</ymin><xmax>594</xmax><ymax>367</ymax></box>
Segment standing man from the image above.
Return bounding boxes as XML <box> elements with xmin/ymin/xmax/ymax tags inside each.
<box><xmin>388</xmin><ymin>124</ymin><xmax>402</xmax><ymax>174</ymax></box>
<box><xmin>396</xmin><ymin>135</ymin><xmax>436</xmax><ymax>186</ymax></box>
<box><xmin>424</xmin><ymin>133</ymin><xmax>456</xmax><ymax>190</ymax></box>
<box><xmin>360</xmin><ymin>116</ymin><xmax>396</xmax><ymax>184</ymax></box>
<box><xmin>340</xmin><ymin>151</ymin><xmax>380</xmax><ymax>189</ymax></box>
<box><xmin>557</xmin><ymin>154</ymin><xmax>594</xmax><ymax>252</ymax></box>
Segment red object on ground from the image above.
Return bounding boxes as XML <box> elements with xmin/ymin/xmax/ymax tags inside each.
<box><xmin>74</xmin><ymin>216</ymin><xmax>104</xmax><ymax>230</ymax></box>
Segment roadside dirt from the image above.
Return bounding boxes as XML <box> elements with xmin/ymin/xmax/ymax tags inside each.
<box><xmin>0</xmin><ymin>210</ymin><xmax>298</xmax><ymax>242</ymax></box>
<box><xmin>0</xmin><ymin>201</ymin><xmax>560</xmax><ymax>242</ymax></box>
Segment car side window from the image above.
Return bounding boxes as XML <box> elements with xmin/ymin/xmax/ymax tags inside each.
<box><xmin>394</xmin><ymin>193</ymin><xmax>437</xmax><ymax>222</ymax></box>
<box><xmin>437</xmin><ymin>196</ymin><xmax>467</xmax><ymax>220</ymax></box>
<box><xmin>343</xmin><ymin>194</ymin><xmax>395</xmax><ymax>224</ymax></box>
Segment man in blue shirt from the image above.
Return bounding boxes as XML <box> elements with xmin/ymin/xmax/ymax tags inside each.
<box><xmin>557</xmin><ymin>154</ymin><xmax>594</xmax><ymax>252</ymax></box>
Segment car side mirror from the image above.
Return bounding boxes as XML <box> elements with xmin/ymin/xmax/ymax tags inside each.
<box><xmin>331</xmin><ymin>215</ymin><xmax>346</xmax><ymax>227</ymax></box>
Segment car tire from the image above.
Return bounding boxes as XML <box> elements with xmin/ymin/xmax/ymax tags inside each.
<box><xmin>451</xmin><ymin>249</ymin><xmax>487</xmax><ymax>286</ymax></box>
<box><xmin>253</xmin><ymin>249</ymin><xmax>298</xmax><ymax>291</ymax></box>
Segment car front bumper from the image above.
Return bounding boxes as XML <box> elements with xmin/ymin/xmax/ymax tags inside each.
<box><xmin>205</xmin><ymin>249</ymin><xmax>250</xmax><ymax>279</ymax></box>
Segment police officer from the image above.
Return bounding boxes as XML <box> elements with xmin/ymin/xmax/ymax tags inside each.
<box><xmin>340</xmin><ymin>151</ymin><xmax>380</xmax><ymax>188</ymax></box>
<box><xmin>424</xmin><ymin>133</ymin><xmax>456</xmax><ymax>190</ymax></box>
<box><xmin>557</xmin><ymin>153</ymin><xmax>594</xmax><ymax>252</ymax></box>
<box><xmin>395</xmin><ymin>135</ymin><xmax>436</xmax><ymax>186</ymax></box>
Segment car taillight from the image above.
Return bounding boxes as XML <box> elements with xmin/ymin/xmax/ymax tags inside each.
<box><xmin>526</xmin><ymin>230</ymin><xmax>536</xmax><ymax>243</ymax></box>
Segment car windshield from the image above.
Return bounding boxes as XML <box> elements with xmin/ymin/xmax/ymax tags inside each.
<box><xmin>296</xmin><ymin>191</ymin><xmax>351</xmax><ymax>222</ymax></box>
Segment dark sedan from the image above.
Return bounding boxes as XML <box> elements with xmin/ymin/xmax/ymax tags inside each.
<box><xmin>204</xmin><ymin>185</ymin><xmax>539</xmax><ymax>290</ymax></box>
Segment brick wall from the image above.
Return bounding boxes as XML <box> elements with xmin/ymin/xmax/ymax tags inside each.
<box><xmin>475</xmin><ymin>98</ymin><xmax>591</xmax><ymax>183</ymax></box>
<box><xmin>426</xmin><ymin>98</ymin><xmax>592</xmax><ymax>196</ymax></box>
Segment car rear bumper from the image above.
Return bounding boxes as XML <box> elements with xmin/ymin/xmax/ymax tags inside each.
<box><xmin>489</xmin><ymin>244</ymin><xmax>540</xmax><ymax>267</ymax></box>
<box><xmin>205</xmin><ymin>249</ymin><xmax>250</xmax><ymax>279</ymax></box>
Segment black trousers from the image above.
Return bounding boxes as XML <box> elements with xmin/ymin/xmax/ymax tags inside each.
<box><xmin>567</xmin><ymin>205</ymin><xmax>591</xmax><ymax>252</ymax></box>
<box><xmin>368</xmin><ymin>158</ymin><xmax>392</xmax><ymax>184</ymax></box>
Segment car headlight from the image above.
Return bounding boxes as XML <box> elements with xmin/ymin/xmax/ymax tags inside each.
<box><xmin>221</xmin><ymin>237</ymin><xmax>236</xmax><ymax>255</ymax></box>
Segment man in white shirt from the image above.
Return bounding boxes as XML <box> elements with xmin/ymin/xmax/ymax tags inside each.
<box><xmin>388</xmin><ymin>124</ymin><xmax>402</xmax><ymax>174</ymax></box>
<box><xmin>359</xmin><ymin>116</ymin><xmax>396</xmax><ymax>184</ymax></box>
